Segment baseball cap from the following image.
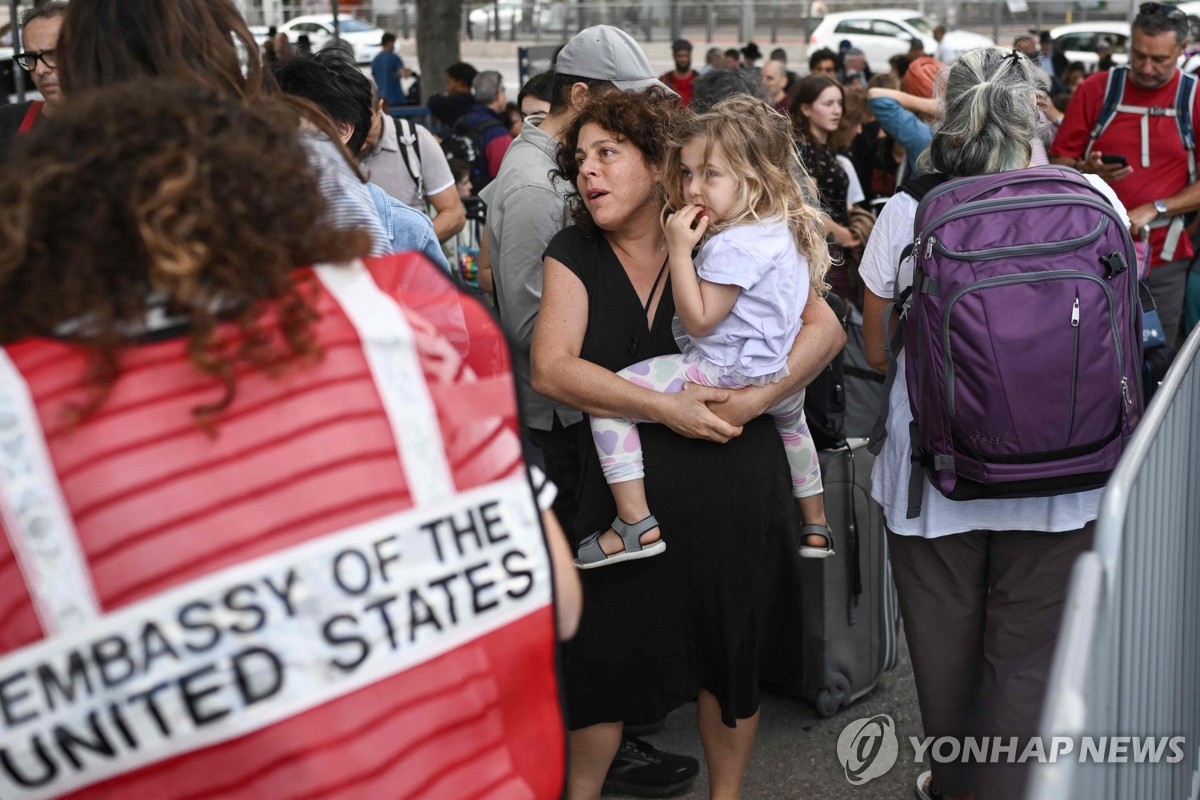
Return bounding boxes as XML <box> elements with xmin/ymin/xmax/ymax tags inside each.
<box><xmin>556</xmin><ymin>25</ymin><xmax>675</xmax><ymax>95</ymax></box>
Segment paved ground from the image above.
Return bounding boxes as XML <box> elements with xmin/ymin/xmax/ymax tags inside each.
<box><xmin>609</xmin><ymin>638</ymin><xmax>930</xmax><ymax>800</ymax></box>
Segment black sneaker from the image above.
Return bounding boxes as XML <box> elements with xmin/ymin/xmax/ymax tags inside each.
<box><xmin>601</xmin><ymin>735</ymin><xmax>699</xmax><ymax>797</ymax></box>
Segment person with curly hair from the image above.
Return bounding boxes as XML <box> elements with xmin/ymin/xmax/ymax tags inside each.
<box><xmin>0</xmin><ymin>78</ymin><xmax>580</xmax><ymax>798</ymax></box>
<box><xmin>531</xmin><ymin>87</ymin><xmax>844</xmax><ymax>798</ymax></box>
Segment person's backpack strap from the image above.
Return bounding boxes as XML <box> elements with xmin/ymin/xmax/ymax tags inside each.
<box><xmin>896</xmin><ymin>173</ymin><xmax>949</xmax><ymax>204</ymax></box>
<box><xmin>867</xmin><ymin>175</ymin><xmax>948</xmax><ymax>458</ymax></box>
<box><xmin>1084</xmin><ymin>66</ymin><xmax>1129</xmax><ymax>161</ymax></box>
<box><xmin>866</xmin><ymin>289</ymin><xmax>908</xmax><ymax>456</ymax></box>
<box><xmin>392</xmin><ymin>116</ymin><xmax>424</xmax><ymax>202</ymax></box>
<box><xmin>472</xmin><ymin>115</ymin><xmax>506</xmax><ymax>150</ymax></box>
<box><xmin>1174</xmin><ymin>71</ymin><xmax>1197</xmax><ymax>184</ymax></box>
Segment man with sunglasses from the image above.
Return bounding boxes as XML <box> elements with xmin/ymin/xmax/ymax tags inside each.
<box><xmin>1052</xmin><ymin>1</ymin><xmax>1200</xmax><ymax>348</ymax></box>
<box><xmin>0</xmin><ymin>2</ymin><xmax>65</xmax><ymax>162</ymax></box>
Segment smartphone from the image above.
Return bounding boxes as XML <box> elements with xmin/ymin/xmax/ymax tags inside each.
<box><xmin>1100</xmin><ymin>153</ymin><xmax>1129</xmax><ymax>168</ymax></box>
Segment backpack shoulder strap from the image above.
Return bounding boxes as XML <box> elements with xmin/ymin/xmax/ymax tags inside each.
<box><xmin>896</xmin><ymin>172</ymin><xmax>950</xmax><ymax>203</ymax></box>
<box><xmin>393</xmin><ymin>116</ymin><xmax>424</xmax><ymax>199</ymax></box>
<box><xmin>1175</xmin><ymin>71</ymin><xmax>1197</xmax><ymax>184</ymax></box>
<box><xmin>1085</xmin><ymin>67</ymin><xmax>1129</xmax><ymax>159</ymax></box>
<box><xmin>895</xmin><ymin>173</ymin><xmax>949</xmax><ymax>263</ymax></box>
<box><xmin>473</xmin><ymin>114</ymin><xmax>506</xmax><ymax>139</ymax></box>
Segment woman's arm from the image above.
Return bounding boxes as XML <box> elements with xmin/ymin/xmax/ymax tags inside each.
<box><xmin>531</xmin><ymin>256</ymin><xmax>744</xmax><ymax>442</ymax></box>
<box><xmin>477</xmin><ymin>223</ymin><xmax>494</xmax><ymax>296</ymax></box>
<box><xmin>862</xmin><ymin>289</ymin><xmax>893</xmax><ymax>372</ymax></box>
<box><xmin>542</xmin><ymin>509</ymin><xmax>581</xmax><ymax>640</ymax></box>
<box><xmin>868</xmin><ymin>86</ymin><xmax>939</xmax><ymax>118</ymax></box>
<box><xmin>707</xmin><ymin>289</ymin><xmax>847</xmax><ymax>426</ymax></box>
<box><xmin>824</xmin><ymin>213</ymin><xmax>861</xmax><ymax>248</ymax></box>
<box><xmin>867</xmin><ymin>93</ymin><xmax>933</xmax><ymax>163</ymax></box>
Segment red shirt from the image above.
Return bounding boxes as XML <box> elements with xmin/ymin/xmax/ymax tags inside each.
<box><xmin>0</xmin><ymin>255</ymin><xmax>564</xmax><ymax>799</ymax></box>
<box><xmin>1052</xmin><ymin>70</ymin><xmax>1200</xmax><ymax>267</ymax></box>
<box><xmin>661</xmin><ymin>70</ymin><xmax>697</xmax><ymax>107</ymax></box>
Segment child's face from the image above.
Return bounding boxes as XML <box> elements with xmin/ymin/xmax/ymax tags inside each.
<box><xmin>456</xmin><ymin>173</ymin><xmax>473</xmax><ymax>199</ymax></box>
<box><xmin>679</xmin><ymin>136</ymin><xmax>740</xmax><ymax>226</ymax></box>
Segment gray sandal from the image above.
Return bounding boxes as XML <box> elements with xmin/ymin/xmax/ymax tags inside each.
<box><xmin>798</xmin><ymin>523</ymin><xmax>835</xmax><ymax>559</ymax></box>
<box><xmin>574</xmin><ymin>514</ymin><xmax>666</xmax><ymax>569</ymax></box>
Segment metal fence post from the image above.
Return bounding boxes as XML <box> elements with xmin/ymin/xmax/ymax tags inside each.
<box><xmin>1029</xmin><ymin>324</ymin><xmax>1200</xmax><ymax>800</ymax></box>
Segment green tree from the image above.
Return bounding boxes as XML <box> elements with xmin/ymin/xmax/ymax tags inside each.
<box><xmin>415</xmin><ymin>0</ymin><xmax>462</xmax><ymax>104</ymax></box>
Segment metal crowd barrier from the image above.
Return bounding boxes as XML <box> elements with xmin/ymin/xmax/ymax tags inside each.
<box><xmin>1029</xmin><ymin>324</ymin><xmax>1200</xmax><ymax>800</ymax></box>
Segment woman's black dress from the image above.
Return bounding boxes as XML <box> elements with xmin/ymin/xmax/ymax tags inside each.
<box><xmin>545</xmin><ymin>226</ymin><xmax>794</xmax><ymax>729</ymax></box>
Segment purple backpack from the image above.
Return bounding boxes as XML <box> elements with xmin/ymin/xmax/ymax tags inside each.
<box><xmin>870</xmin><ymin>166</ymin><xmax>1143</xmax><ymax>518</ymax></box>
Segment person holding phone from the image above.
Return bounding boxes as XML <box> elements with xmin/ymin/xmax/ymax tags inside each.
<box><xmin>1051</xmin><ymin>1</ymin><xmax>1200</xmax><ymax>348</ymax></box>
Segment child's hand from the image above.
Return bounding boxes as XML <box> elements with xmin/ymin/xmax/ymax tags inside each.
<box><xmin>665</xmin><ymin>204</ymin><xmax>709</xmax><ymax>254</ymax></box>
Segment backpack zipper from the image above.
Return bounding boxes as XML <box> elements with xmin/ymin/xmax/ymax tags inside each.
<box><xmin>940</xmin><ymin>270</ymin><xmax>1124</xmax><ymax>422</ymax></box>
<box><xmin>919</xmin><ymin>194</ymin><xmax>1128</xmax><ymax>248</ymax></box>
<box><xmin>930</xmin><ymin>216</ymin><xmax>1108</xmax><ymax>260</ymax></box>
<box><xmin>1069</xmin><ymin>295</ymin><xmax>1080</xmax><ymax>441</ymax></box>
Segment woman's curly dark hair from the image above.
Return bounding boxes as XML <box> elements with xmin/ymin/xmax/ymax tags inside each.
<box><xmin>0</xmin><ymin>79</ymin><xmax>372</xmax><ymax>424</ymax></box>
<box><xmin>552</xmin><ymin>87</ymin><xmax>679</xmax><ymax>236</ymax></box>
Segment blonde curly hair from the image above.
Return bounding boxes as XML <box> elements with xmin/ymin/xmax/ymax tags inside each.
<box><xmin>662</xmin><ymin>96</ymin><xmax>831</xmax><ymax>294</ymax></box>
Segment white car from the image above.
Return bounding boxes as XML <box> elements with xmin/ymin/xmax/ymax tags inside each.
<box><xmin>808</xmin><ymin>9</ymin><xmax>993</xmax><ymax>74</ymax></box>
<box><xmin>1049</xmin><ymin>22</ymin><xmax>1130</xmax><ymax>72</ymax></box>
<box><xmin>268</xmin><ymin>14</ymin><xmax>385</xmax><ymax>64</ymax></box>
<box><xmin>467</xmin><ymin>0</ymin><xmax>564</xmax><ymax>40</ymax></box>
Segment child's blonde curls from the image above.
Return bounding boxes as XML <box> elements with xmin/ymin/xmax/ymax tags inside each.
<box><xmin>662</xmin><ymin>96</ymin><xmax>831</xmax><ymax>294</ymax></box>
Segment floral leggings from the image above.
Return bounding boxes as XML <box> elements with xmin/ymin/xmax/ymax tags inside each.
<box><xmin>593</xmin><ymin>353</ymin><xmax>823</xmax><ymax>498</ymax></box>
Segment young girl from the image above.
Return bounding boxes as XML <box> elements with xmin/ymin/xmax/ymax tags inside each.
<box><xmin>576</xmin><ymin>95</ymin><xmax>836</xmax><ymax>568</ymax></box>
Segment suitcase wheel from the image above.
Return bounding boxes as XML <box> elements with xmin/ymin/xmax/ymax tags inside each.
<box><xmin>814</xmin><ymin>672</ymin><xmax>851</xmax><ymax>717</ymax></box>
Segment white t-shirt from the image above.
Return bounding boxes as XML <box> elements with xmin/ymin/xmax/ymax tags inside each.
<box><xmin>837</xmin><ymin>155</ymin><xmax>866</xmax><ymax>206</ymax></box>
<box><xmin>857</xmin><ymin>174</ymin><xmax>1127</xmax><ymax>538</ymax></box>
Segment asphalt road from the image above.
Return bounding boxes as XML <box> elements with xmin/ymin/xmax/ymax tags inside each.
<box><xmin>612</xmin><ymin>637</ymin><xmax>929</xmax><ymax>800</ymax></box>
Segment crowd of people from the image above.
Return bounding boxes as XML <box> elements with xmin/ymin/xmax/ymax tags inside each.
<box><xmin>0</xmin><ymin>1</ymin><xmax>1197</xmax><ymax>799</ymax></box>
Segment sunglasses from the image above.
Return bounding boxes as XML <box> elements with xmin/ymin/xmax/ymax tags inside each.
<box><xmin>14</xmin><ymin>48</ymin><xmax>56</xmax><ymax>71</ymax></box>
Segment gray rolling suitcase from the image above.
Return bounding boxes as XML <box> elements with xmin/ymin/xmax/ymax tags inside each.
<box><xmin>761</xmin><ymin>438</ymin><xmax>902</xmax><ymax>716</ymax></box>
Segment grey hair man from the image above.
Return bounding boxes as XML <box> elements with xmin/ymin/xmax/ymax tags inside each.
<box><xmin>457</xmin><ymin>69</ymin><xmax>513</xmax><ymax>186</ymax></box>
<box><xmin>1050</xmin><ymin>1</ymin><xmax>1199</xmax><ymax>347</ymax></box>
<box><xmin>0</xmin><ymin>1</ymin><xmax>68</xmax><ymax>161</ymax></box>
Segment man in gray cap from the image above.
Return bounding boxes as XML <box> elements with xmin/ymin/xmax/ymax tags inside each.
<box><xmin>660</xmin><ymin>38</ymin><xmax>698</xmax><ymax>106</ymax></box>
<box><xmin>482</xmin><ymin>22</ymin><xmax>672</xmax><ymax>543</ymax></box>
<box><xmin>480</xmin><ymin>28</ymin><xmax>693</xmax><ymax>795</ymax></box>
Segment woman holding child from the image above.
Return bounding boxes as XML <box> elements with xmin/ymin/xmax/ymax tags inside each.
<box><xmin>531</xmin><ymin>88</ymin><xmax>844</xmax><ymax>797</ymax></box>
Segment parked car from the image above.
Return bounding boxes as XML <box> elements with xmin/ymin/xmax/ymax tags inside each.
<box><xmin>254</xmin><ymin>14</ymin><xmax>385</xmax><ymax>64</ymax></box>
<box><xmin>1049</xmin><ymin>22</ymin><xmax>1130</xmax><ymax>72</ymax></box>
<box><xmin>808</xmin><ymin>9</ymin><xmax>993</xmax><ymax>74</ymax></box>
<box><xmin>467</xmin><ymin>0</ymin><xmax>565</xmax><ymax>40</ymax></box>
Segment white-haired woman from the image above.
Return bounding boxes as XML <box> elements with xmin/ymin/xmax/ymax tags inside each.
<box><xmin>858</xmin><ymin>47</ymin><xmax>1129</xmax><ymax>800</ymax></box>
